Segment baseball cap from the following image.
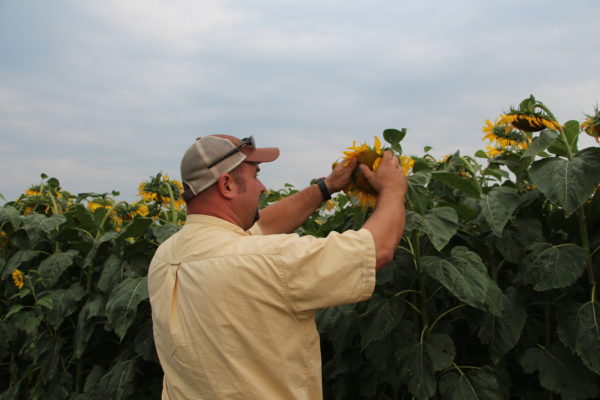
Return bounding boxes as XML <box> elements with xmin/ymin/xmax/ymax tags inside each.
<box><xmin>180</xmin><ymin>135</ymin><xmax>280</xmax><ymax>200</ymax></box>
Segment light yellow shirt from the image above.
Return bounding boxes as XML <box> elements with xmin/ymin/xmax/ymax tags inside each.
<box><xmin>148</xmin><ymin>214</ymin><xmax>376</xmax><ymax>400</ymax></box>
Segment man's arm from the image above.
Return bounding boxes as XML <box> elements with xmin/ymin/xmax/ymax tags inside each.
<box><xmin>361</xmin><ymin>151</ymin><xmax>408</xmax><ymax>270</ymax></box>
<box><xmin>257</xmin><ymin>158</ymin><xmax>358</xmax><ymax>235</ymax></box>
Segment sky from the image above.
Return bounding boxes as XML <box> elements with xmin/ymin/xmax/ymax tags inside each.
<box><xmin>1</xmin><ymin>0</ymin><xmax>599</xmax><ymax>203</ymax></box>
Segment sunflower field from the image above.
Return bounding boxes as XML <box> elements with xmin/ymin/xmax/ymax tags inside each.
<box><xmin>1</xmin><ymin>95</ymin><xmax>600</xmax><ymax>399</ymax></box>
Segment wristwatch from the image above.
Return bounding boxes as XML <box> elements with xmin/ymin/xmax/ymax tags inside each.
<box><xmin>316</xmin><ymin>178</ymin><xmax>331</xmax><ymax>201</ymax></box>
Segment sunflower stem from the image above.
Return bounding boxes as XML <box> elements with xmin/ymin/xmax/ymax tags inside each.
<box><xmin>576</xmin><ymin>207</ymin><xmax>597</xmax><ymax>302</ymax></box>
<box><xmin>163</xmin><ymin>181</ymin><xmax>178</xmax><ymax>224</ymax></box>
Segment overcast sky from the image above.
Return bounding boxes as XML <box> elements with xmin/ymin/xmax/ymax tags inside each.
<box><xmin>1</xmin><ymin>0</ymin><xmax>599</xmax><ymax>203</ymax></box>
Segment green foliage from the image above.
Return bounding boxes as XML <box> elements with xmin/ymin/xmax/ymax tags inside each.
<box><xmin>1</xmin><ymin>96</ymin><xmax>599</xmax><ymax>399</ymax></box>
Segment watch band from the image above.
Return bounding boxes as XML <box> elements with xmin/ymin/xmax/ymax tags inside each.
<box><xmin>316</xmin><ymin>178</ymin><xmax>331</xmax><ymax>201</ymax></box>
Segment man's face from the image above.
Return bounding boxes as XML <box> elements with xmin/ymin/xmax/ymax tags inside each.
<box><xmin>233</xmin><ymin>162</ymin><xmax>266</xmax><ymax>230</ymax></box>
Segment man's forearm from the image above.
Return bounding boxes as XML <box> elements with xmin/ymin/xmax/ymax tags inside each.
<box><xmin>258</xmin><ymin>183</ymin><xmax>326</xmax><ymax>234</ymax></box>
<box><xmin>363</xmin><ymin>188</ymin><xmax>406</xmax><ymax>270</ymax></box>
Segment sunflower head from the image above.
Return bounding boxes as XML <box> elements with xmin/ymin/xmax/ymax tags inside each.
<box><xmin>12</xmin><ymin>269</ymin><xmax>24</xmax><ymax>290</ymax></box>
<box><xmin>482</xmin><ymin>118</ymin><xmax>530</xmax><ymax>157</ymax></box>
<box><xmin>500</xmin><ymin>95</ymin><xmax>561</xmax><ymax>132</ymax></box>
<box><xmin>581</xmin><ymin>105</ymin><xmax>600</xmax><ymax>143</ymax></box>
<box><xmin>343</xmin><ymin>137</ymin><xmax>383</xmax><ymax>196</ymax></box>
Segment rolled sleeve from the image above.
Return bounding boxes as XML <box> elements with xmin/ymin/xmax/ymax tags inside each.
<box><xmin>279</xmin><ymin>228</ymin><xmax>376</xmax><ymax>314</ymax></box>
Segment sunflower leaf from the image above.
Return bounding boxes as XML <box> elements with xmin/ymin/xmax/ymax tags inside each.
<box><xmin>477</xmin><ymin>287</ymin><xmax>527</xmax><ymax>363</ymax></box>
<box><xmin>105</xmin><ymin>277</ymin><xmax>149</xmax><ymax>341</ymax></box>
<box><xmin>522</xmin><ymin>129</ymin><xmax>559</xmax><ymax>158</ymax></box>
<box><xmin>575</xmin><ymin>301</ymin><xmax>600</xmax><ymax>374</ymax></box>
<box><xmin>515</xmin><ymin>242</ymin><xmax>587</xmax><ymax>291</ymax></box>
<box><xmin>422</xmin><ymin>246</ymin><xmax>506</xmax><ymax>316</ymax></box>
<box><xmin>38</xmin><ymin>250</ymin><xmax>78</xmax><ymax>288</ymax></box>
<box><xmin>397</xmin><ymin>340</ymin><xmax>436</xmax><ymax>399</ymax></box>
<box><xmin>479</xmin><ymin>186</ymin><xmax>520</xmax><ymax>237</ymax></box>
<box><xmin>519</xmin><ymin>344</ymin><xmax>599</xmax><ymax>399</ymax></box>
<box><xmin>528</xmin><ymin>147</ymin><xmax>600</xmax><ymax>216</ymax></box>
<box><xmin>358</xmin><ymin>294</ymin><xmax>404</xmax><ymax>349</ymax></box>
<box><xmin>430</xmin><ymin>172</ymin><xmax>481</xmax><ymax>198</ymax></box>
<box><xmin>383</xmin><ymin>128</ymin><xmax>406</xmax><ymax>147</ymax></box>
<box><xmin>439</xmin><ymin>366</ymin><xmax>505</xmax><ymax>400</ymax></box>
<box><xmin>407</xmin><ymin>207</ymin><xmax>458</xmax><ymax>251</ymax></box>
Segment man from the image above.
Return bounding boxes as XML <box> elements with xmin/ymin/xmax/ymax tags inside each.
<box><xmin>148</xmin><ymin>134</ymin><xmax>407</xmax><ymax>399</ymax></box>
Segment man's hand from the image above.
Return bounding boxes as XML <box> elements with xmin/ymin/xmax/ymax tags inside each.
<box><xmin>324</xmin><ymin>158</ymin><xmax>358</xmax><ymax>193</ymax></box>
<box><xmin>359</xmin><ymin>151</ymin><xmax>407</xmax><ymax>197</ymax></box>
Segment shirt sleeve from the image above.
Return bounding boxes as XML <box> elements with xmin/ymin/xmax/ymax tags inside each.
<box><xmin>278</xmin><ymin>228</ymin><xmax>376</xmax><ymax>314</ymax></box>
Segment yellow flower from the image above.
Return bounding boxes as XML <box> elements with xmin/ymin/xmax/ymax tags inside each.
<box><xmin>25</xmin><ymin>189</ymin><xmax>41</xmax><ymax>197</ymax></box>
<box><xmin>482</xmin><ymin>118</ymin><xmax>531</xmax><ymax>155</ymax></box>
<box><xmin>12</xmin><ymin>269</ymin><xmax>24</xmax><ymax>289</ymax></box>
<box><xmin>341</xmin><ymin>137</ymin><xmax>384</xmax><ymax>209</ymax></box>
<box><xmin>485</xmin><ymin>145</ymin><xmax>503</xmax><ymax>158</ymax></box>
<box><xmin>325</xmin><ymin>200</ymin><xmax>336</xmax><ymax>211</ymax></box>
<box><xmin>499</xmin><ymin>113</ymin><xmax>561</xmax><ymax>132</ymax></box>
<box><xmin>88</xmin><ymin>202</ymin><xmax>112</xmax><ymax>213</ymax></box>
<box><xmin>582</xmin><ymin>116</ymin><xmax>600</xmax><ymax>143</ymax></box>
<box><xmin>136</xmin><ymin>204</ymin><xmax>150</xmax><ymax>217</ymax></box>
<box><xmin>23</xmin><ymin>207</ymin><xmax>33</xmax><ymax>215</ymax></box>
<box><xmin>400</xmin><ymin>155</ymin><xmax>414</xmax><ymax>175</ymax></box>
<box><xmin>0</xmin><ymin>231</ymin><xmax>7</xmax><ymax>246</ymax></box>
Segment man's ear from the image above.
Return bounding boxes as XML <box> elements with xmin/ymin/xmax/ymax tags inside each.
<box><xmin>216</xmin><ymin>174</ymin><xmax>236</xmax><ymax>199</ymax></box>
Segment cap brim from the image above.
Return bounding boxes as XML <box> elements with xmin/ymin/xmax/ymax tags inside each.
<box><xmin>244</xmin><ymin>147</ymin><xmax>280</xmax><ymax>163</ymax></box>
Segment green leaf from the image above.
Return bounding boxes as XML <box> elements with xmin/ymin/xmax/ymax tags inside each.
<box><xmin>477</xmin><ymin>287</ymin><xmax>527</xmax><ymax>363</ymax></box>
<box><xmin>0</xmin><ymin>205</ymin><xmax>22</xmax><ymax>229</ymax></box>
<box><xmin>383</xmin><ymin>128</ymin><xmax>407</xmax><ymax>147</ymax></box>
<box><xmin>98</xmin><ymin>254</ymin><xmax>123</xmax><ymax>294</ymax></box>
<box><xmin>475</xmin><ymin>150</ymin><xmax>489</xmax><ymax>159</ymax></box>
<box><xmin>425</xmin><ymin>333</ymin><xmax>455</xmax><ymax>372</ymax></box>
<box><xmin>105</xmin><ymin>277</ymin><xmax>149</xmax><ymax>340</ymax></box>
<box><xmin>39</xmin><ymin>214</ymin><xmax>66</xmax><ymax>233</ymax></box>
<box><xmin>480</xmin><ymin>186</ymin><xmax>520</xmax><ymax>237</ymax></box>
<box><xmin>134</xmin><ymin>319</ymin><xmax>156</xmax><ymax>361</ymax></box>
<box><xmin>563</xmin><ymin>120</ymin><xmax>580</xmax><ymax>152</ymax></box>
<box><xmin>409</xmin><ymin>207</ymin><xmax>459</xmax><ymax>251</ymax></box>
<box><xmin>516</xmin><ymin>243</ymin><xmax>587</xmax><ymax>291</ymax></box>
<box><xmin>37</xmin><ymin>296</ymin><xmax>54</xmax><ymax>310</ymax></box>
<box><xmin>4</xmin><ymin>304</ymin><xmax>25</xmax><ymax>319</ymax></box>
<box><xmin>10</xmin><ymin>310</ymin><xmax>42</xmax><ymax>334</ymax></box>
<box><xmin>74</xmin><ymin>294</ymin><xmax>107</xmax><ymax>359</ymax></box>
<box><xmin>439</xmin><ymin>366</ymin><xmax>504</xmax><ymax>400</ymax></box>
<box><xmin>430</xmin><ymin>171</ymin><xmax>481</xmax><ymax>199</ymax></box>
<box><xmin>406</xmin><ymin>184</ymin><xmax>430</xmax><ymax>214</ymax></box>
<box><xmin>424</xmin><ymin>207</ymin><xmax>459</xmax><ymax>251</ymax></box>
<box><xmin>522</xmin><ymin>129</ymin><xmax>559</xmax><ymax>158</ymax></box>
<box><xmin>152</xmin><ymin>224</ymin><xmax>180</xmax><ymax>244</ymax></box>
<box><xmin>575</xmin><ymin>301</ymin><xmax>600</xmax><ymax>374</ymax></box>
<box><xmin>397</xmin><ymin>340</ymin><xmax>436</xmax><ymax>399</ymax></box>
<box><xmin>31</xmin><ymin>335</ymin><xmax>64</xmax><ymax>384</ymax></box>
<box><xmin>529</xmin><ymin>147</ymin><xmax>600</xmax><ymax>216</ymax></box>
<box><xmin>4</xmin><ymin>250</ymin><xmax>41</xmax><ymax>278</ymax></box>
<box><xmin>44</xmin><ymin>283</ymin><xmax>86</xmax><ymax>330</ymax></box>
<box><xmin>520</xmin><ymin>344</ymin><xmax>599</xmax><ymax>399</ymax></box>
<box><xmin>358</xmin><ymin>294</ymin><xmax>404</xmax><ymax>349</ymax></box>
<box><xmin>117</xmin><ymin>217</ymin><xmax>152</xmax><ymax>241</ymax></box>
<box><xmin>38</xmin><ymin>250</ymin><xmax>78</xmax><ymax>288</ymax></box>
<box><xmin>422</xmin><ymin>247</ymin><xmax>506</xmax><ymax>316</ymax></box>
<box><xmin>83</xmin><ymin>231</ymin><xmax>118</xmax><ymax>267</ymax></box>
<box><xmin>556</xmin><ymin>303</ymin><xmax>579</xmax><ymax>351</ymax></box>
<box><xmin>96</xmin><ymin>360</ymin><xmax>136</xmax><ymax>399</ymax></box>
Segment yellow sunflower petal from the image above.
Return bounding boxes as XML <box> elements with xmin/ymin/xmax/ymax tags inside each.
<box><xmin>374</xmin><ymin>136</ymin><xmax>382</xmax><ymax>154</ymax></box>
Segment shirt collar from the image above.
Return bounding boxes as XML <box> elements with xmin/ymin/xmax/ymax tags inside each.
<box><xmin>185</xmin><ymin>214</ymin><xmax>250</xmax><ymax>235</ymax></box>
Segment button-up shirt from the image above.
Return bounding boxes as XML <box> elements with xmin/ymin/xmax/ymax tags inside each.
<box><xmin>148</xmin><ymin>214</ymin><xmax>376</xmax><ymax>399</ymax></box>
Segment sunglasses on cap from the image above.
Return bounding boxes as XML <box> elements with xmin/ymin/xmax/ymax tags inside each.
<box><xmin>207</xmin><ymin>136</ymin><xmax>255</xmax><ymax>169</ymax></box>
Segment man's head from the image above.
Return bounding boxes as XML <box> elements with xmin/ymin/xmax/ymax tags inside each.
<box><xmin>180</xmin><ymin>135</ymin><xmax>280</xmax><ymax>201</ymax></box>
